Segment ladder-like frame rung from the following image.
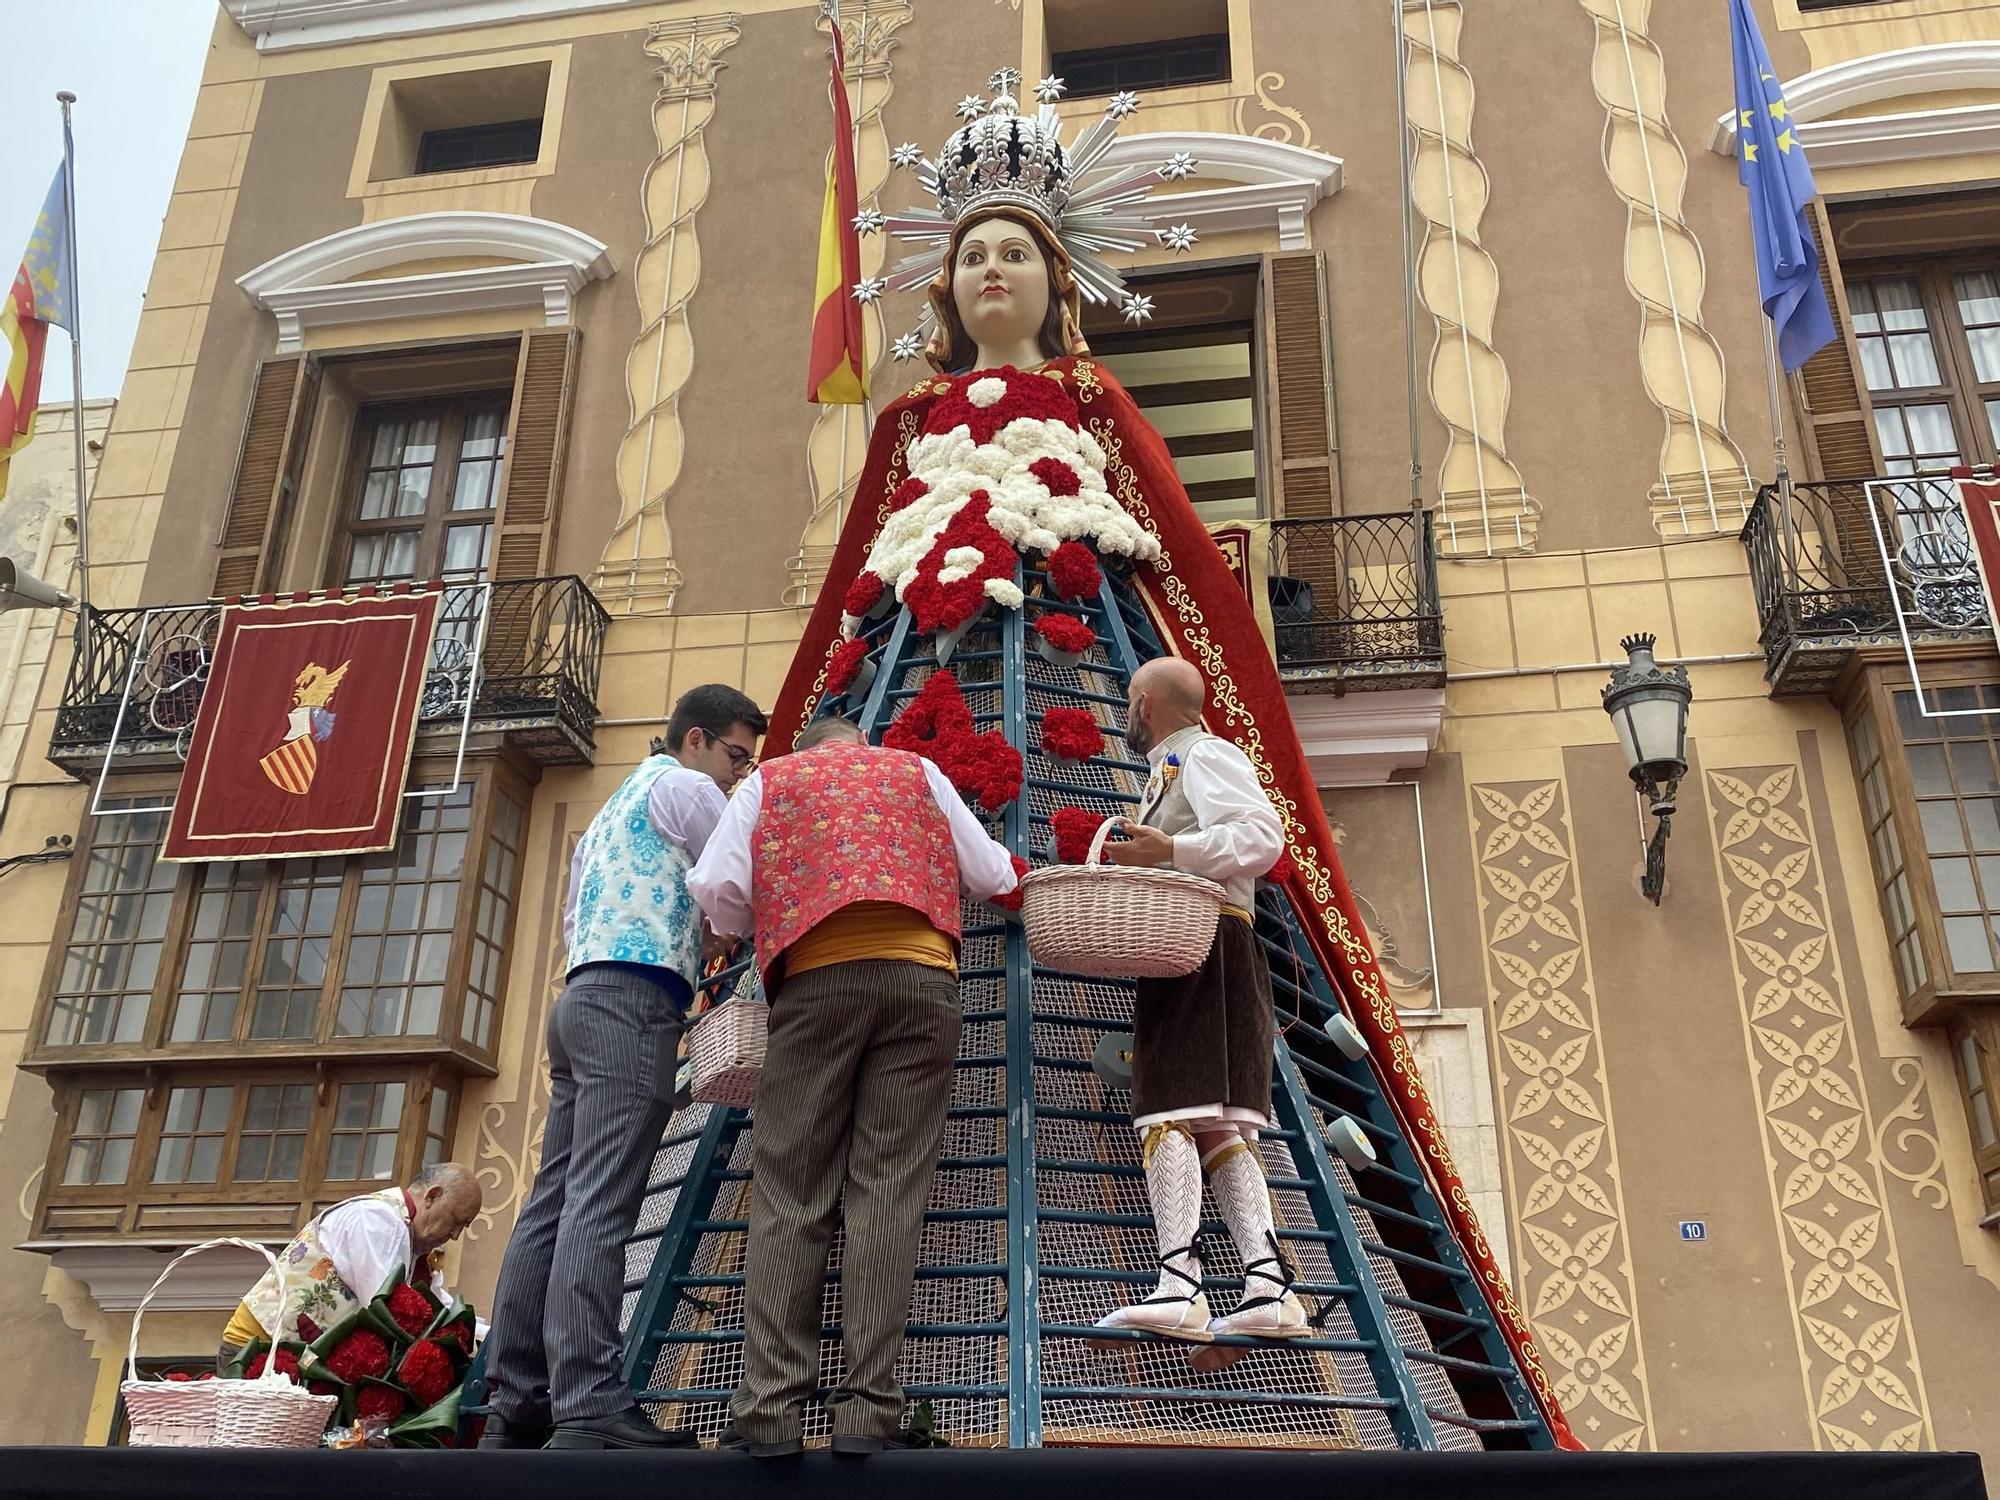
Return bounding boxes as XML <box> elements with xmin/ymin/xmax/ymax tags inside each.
<box><xmin>1038</xmin><ymin>1323</ymin><xmax>1379</xmax><ymax>1356</ymax></box>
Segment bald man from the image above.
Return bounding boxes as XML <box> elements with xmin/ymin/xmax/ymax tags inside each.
<box><xmin>219</xmin><ymin>1162</ymin><xmax>483</xmax><ymax>1369</ymax></box>
<box><xmin>1092</xmin><ymin>656</ymin><xmax>1299</xmax><ymax>1350</ymax></box>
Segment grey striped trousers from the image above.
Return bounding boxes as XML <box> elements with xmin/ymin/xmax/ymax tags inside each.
<box><xmin>484</xmin><ymin>964</ymin><xmax>684</xmax><ymax>1424</ymax></box>
<box><xmin>732</xmin><ymin>958</ymin><xmax>962</xmax><ymax>1443</ymax></box>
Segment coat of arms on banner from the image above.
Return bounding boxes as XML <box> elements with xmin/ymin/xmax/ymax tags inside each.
<box><xmin>161</xmin><ymin>591</ymin><xmax>443</xmax><ymax>862</ymax></box>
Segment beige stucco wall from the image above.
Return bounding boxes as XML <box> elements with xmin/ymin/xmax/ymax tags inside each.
<box><xmin>3</xmin><ymin>0</ymin><xmax>2000</xmax><ymax>1460</ymax></box>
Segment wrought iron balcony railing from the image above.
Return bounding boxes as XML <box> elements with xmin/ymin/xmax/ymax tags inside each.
<box><xmin>1268</xmin><ymin>509</ymin><xmax>1445</xmax><ymax>694</ymax></box>
<box><xmin>1740</xmin><ymin>476</ymin><xmax>1992</xmax><ymax>696</ymax></box>
<box><xmin>49</xmin><ymin>575</ymin><xmax>611</xmax><ymax>772</ymax></box>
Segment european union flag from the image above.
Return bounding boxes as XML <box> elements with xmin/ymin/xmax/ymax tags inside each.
<box><xmin>1730</xmin><ymin>0</ymin><xmax>1833</xmax><ymax>372</ymax></box>
<box><xmin>21</xmin><ymin>164</ymin><xmax>73</xmax><ymax>333</ymax></box>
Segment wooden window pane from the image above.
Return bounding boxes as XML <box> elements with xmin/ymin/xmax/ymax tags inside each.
<box><xmin>46</xmin><ymin>803</ymin><xmax>176</xmax><ymax>1048</ymax></box>
<box><xmin>327</xmin><ymin>1081</ymin><xmax>405</xmax><ymax>1182</ymax></box>
<box><xmin>153</xmin><ymin>1085</ymin><xmax>235</xmax><ymax>1184</ymax></box>
<box><xmin>64</xmin><ymin>1087</ymin><xmax>145</xmax><ymax>1185</ymax></box>
<box><xmin>423</xmin><ymin>1086</ymin><xmax>452</xmax><ymax>1168</ymax></box>
<box><xmin>1851</xmin><ymin>277</ymin><xmax>1944</xmax><ymax>391</ymax></box>
<box><xmin>249</xmin><ymin>858</ymin><xmax>342</xmax><ymax>1040</ymax></box>
<box><xmin>235</xmin><ymin>1082</ymin><xmax>313</xmax><ymax>1183</ymax></box>
<box><xmin>1957</xmin><ymin>1031</ymin><xmax>1998</xmax><ymax>1151</ymax></box>
<box><xmin>1873</xmin><ymin>403</ymin><xmax>1960</xmax><ymax>475</ymax></box>
<box><xmin>1953</xmin><ymin>270</ymin><xmax>2000</xmax><ymax>383</ymax></box>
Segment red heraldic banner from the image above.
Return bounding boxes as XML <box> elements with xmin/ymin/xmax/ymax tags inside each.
<box><xmin>161</xmin><ymin>591</ymin><xmax>443</xmax><ymax>862</ymax></box>
<box><xmin>1953</xmin><ymin>470</ymin><xmax>2000</xmax><ymax>626</ymax></box>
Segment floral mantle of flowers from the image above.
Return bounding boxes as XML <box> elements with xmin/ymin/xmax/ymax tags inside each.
<box><xmin>842</xmin><ymin>367</ymin><xmax>1159</xmax><ymax>639</ymax></box>
<box><xmin>217</xmin><ymin>1269</ymin><xmax>479</xmax><ymax>1449</ymax></box>
<box><xmin>883</xmin><ymin>670</ymin><xmax>1023</xmax><ymax>813</ymax></box>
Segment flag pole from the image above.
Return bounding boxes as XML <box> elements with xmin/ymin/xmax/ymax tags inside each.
<box><xmin>1391</xmin><ymin>0</ymin><xmax>1423</xmax><ymax>515</ymax></box>
<box><xmin>1759</xmin><ymin>300</ymin><xmax>1801</xmax><ymax>587</ymax></box>
<box><xmin>57</xmin><ymin>91</ymin><xmax>91</xmax><ymax>685</ymax></box>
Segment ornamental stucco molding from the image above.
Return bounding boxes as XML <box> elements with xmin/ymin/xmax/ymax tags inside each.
<box><xmin>1576</xmin><ymin>0</ymin><xmax>1753</xmax><ymax>540</ymax></box>
<box><xmin>1402</xmin><ymin>0</ymin><xmax>1538</xmax><ymax>558</ymax></box>
<box><xmin>786</xmin><ymin>0</ymin><xmax>915</xmax><ymax>610</ymax></box>
<box><xmin>237</xmin><ymin>211</ymin><xmax>612</xmax><ymax>354</ymax></box>
<box><xmin>1708</xmin><ymin>42</ymin><xmax>2000</xmax><ymax>170</ymax></box>
<box><xmin>597</xmin><ymin>15</ymin><xmax>741</xmax><ymax>616</ymax></box>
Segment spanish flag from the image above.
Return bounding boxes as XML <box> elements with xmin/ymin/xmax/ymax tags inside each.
<box><xmin>1</xmin><ymin>166</ymin><xmax>74</xmax><ymax>499</ymax></box>
<box><xmin>805</xmin><ymin>3</ymin><xmax>869</xmax><ymax>405</ymax></box>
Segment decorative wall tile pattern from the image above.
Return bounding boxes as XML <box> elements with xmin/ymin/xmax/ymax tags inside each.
<box><xmin>1702</xmin><ymin>765</ymin><xmax>1937</xmax><ymax>1450</ymax></box>
<box><xmin>1469</xmin><ymin>778</ymin><xmax>1654</xmax><ymax>1449</ymax></box>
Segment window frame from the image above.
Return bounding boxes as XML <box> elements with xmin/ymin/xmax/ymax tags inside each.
<box><xmin>1843</xmin><ymin>255</ymin><xmax>2000</xmax><ymax>474</ymax></box>
<box><xmin>415</xmin><ymin>117</ymin><xmax>544</xmax><ymax>176</ymax></box>
<box><xmin>333</xmin><ymin>391</ymin><xmax>512</xmax><ymax>590</ymax></box>
<box><xmin>36</xmin><ymin>1063</ymin><xmax>457</xmax><ymax>1235</ymax></box>
<box><xmin>1948</xmin><ymin>1018</ymin><xmax>2000</xmax><ymax>1220</ymax></box>
<box><xmin>1843</xmin><ymin>660</ymin><xmax>2000</xmax><ymax>1026</ymax></box>
<box><xmin>1048</xmin><ymin>32</ymin><xmax>1231</xmax><ymax>99</ymax></box>
<box><xmin>23</xmin><ymin>758</ymin><xmax>531</xmax><ymax>1075</ymax></box>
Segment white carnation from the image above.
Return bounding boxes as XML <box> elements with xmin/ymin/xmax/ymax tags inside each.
<box><xmin>967</xmin><ymin>375</ymin><xmax>1009</xmax><ymax>408</ymax></box>
<box><xmin>984</xmin><ymin>579</ymin><xmax>1024</xmax><ymax>608</ymax></box>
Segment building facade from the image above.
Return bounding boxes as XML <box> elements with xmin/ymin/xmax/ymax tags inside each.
<box><xmin>1</xmin><ymin>0</ymin><xmax>1998</xmax><ymax>1457</ymax></box>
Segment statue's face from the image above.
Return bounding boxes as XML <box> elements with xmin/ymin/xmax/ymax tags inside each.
<box><xmin>952</xmin><ymin>217</ymin><xmax>1052</xmax><ymax>357</ymax></box>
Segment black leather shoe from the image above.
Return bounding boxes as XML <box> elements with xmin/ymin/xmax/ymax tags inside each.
<box><xmin>717</xmin><ymin>1423</ymin><xmax>805</xmax><ymax>1459</ymax></box>
<box><xmin>477</xmin><ymin>1413</ymin><xmax>553</xmax><ymax>1450</ymax></box>
<box><xmin>546</xmin><ymin>1407</ymin><xmax>699</xmax><ymax>1449</ymax></box>
<box><xmin>831</xmin><ymin>1432</ymin><xmax>909</xmax><ymax>1456</ymax></box>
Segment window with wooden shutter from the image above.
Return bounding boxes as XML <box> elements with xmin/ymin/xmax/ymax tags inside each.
<box><xmin>493</xmin><ymin>328</ymin><xmax>577</xmax><ymax>582</ymax></box>
<box><xmin>1259</xmin><ymin>250</ymin><xmax>1340</xmax><ymax>519</ymax></box>
<box><xmin>212</xmin><ymin>356</ymin><xmax>319</xmax><ymax>598</ymax></box>
<box><xmin>1797</xmin><ymin>203</ymin><xmax>1884</xmax><ymax>483</ymax></box>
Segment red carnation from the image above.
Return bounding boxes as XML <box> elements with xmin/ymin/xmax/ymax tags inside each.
<box><xmin>903</xmin><ymin>492</ymin><xmax>1019</xmax><ymax>635</ymax></box>
<box><xmin>431</xmin><ymin>1326</ymin><xmax>465</xmax><ymax>1354</ymax></box>
<box><xmin>1030</xmin><ymin>455</ymin><xmax>1082</xmax><ymax>499</ymax></box>
<box><xmin>884</xmin><ymin>671</ymin><xmax>1024</xmax><ymax>813</ymax></box>
<box><xmin>164</xmin><ymin>1372</ymin><xmax>194</xmax><ymax>1383</ymax></box>
<box><xmin>296</xmin><ymin>1315</ymin><xmax>322</xmax><ymax>1344</ymax></box>
<box><xmin>1052</xmin><ymin>806</ymin><xmax>1110</xmax><ymax>865</ymax></box>
<box><xmin>1040</xmin><ymin>707</ymin><xmax>1105</xmax><ymax>762</ymax></box>
<box><xmin>309</xmin><ymin>1379</ymin><xmax>339</xmax><ymax>1397</ymax></box>
<box><xmin>1045</xmin><ymin>541</ymin><xmax>1102</xmax><ymax>600</ymax></box>
<box><xmin>325</xmin><ymin>1329</ymin><xmax>391</xmax><ymax>1384</ymax></box>
<box><xmin>1034</xmin><ymin>613</ymin><xmax>1096</xmax><ymax>658</ymax></box>
<box><xmin>387</xmin><ymin>1283</ymin><xmax>435</xmax><ymax>1339</ymax></box>
<box><xmin>245</xmin><ymin>1348</ymin><xmax>300</xmax><ymax>1381</ymax></box>
<box><xmin>396</xmin><ymin>1339</ymin><xmax>456</xmax><ymax>1409</ymax></box>
<box><xmin>1265</xmin><ymin>849</ymin><xmax>1296</xmax><ymax>886</ymax></box>
<box><xmin>355</xmin><ymin>1384</ymin><xmax>408</xmax><ymax>1424</ymax></box>
<box><xmin>843</xmin><ymin>572</ymin><xmax>885</xmax><ymax>618</ymax></box>
<box><xmin>993</xmin><ymin>853</ymin><xmax>1031</xmax><ymax>913</ymax></box>
<box><xmin>927</xmin><ymin>367</ymin><xmax>1082</xmax><ymax>445</ymax></box>
<box><xmin>888</xmin><ymin>476</ymin><xmax>930</xmax><ymax>513</ymax></box>
<box><xmin>826</xmin><ymin>637</ymin><xmax>871</xmax><ymax>698</ymax></box>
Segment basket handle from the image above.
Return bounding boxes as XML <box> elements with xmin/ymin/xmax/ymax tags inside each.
<box><xmin>1085</xmin><ymin>814</ymin><xmax>1123</xmax><ymax>869</ymax></box>
<box><xmin>127</xmin><ymin>1236</ymin><xmax>283</xmax><ymax>1386</ymax></box>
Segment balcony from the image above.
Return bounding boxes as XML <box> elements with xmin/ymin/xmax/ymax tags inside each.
<box><xmin>1740</xmin><ymin>477</ymin><xmax>1992</xmax><ymax>696</ymax></box>
<box><xmin>48</xmin><ymin>574</ymin><xmax>610</xmax><ymax>775</ymax></box>
<box><xmin>1268</xmin><ymin>510</ymin><xmax>1445</xmax><ymax>695</ymax></box>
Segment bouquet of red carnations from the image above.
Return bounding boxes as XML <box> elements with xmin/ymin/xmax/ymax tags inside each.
<box><xmin>224</xmin><ymin>1266</ymin><xmax>479</xmax><ymax>1448</ymax></box>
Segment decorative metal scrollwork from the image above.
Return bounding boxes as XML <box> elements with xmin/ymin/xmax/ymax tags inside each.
<box><xmin>141</xmin><ymin>622</ymin><xmax>218</xmax><ymax>762</ymax></box>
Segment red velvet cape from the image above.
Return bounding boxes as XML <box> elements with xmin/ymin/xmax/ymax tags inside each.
<box><xmin>765</xmin><ymin>355</ymin><xmax>1579</xmax><ymax>1447</ymax></box>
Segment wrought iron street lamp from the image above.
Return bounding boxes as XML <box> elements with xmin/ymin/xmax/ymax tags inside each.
<box><xmin>1601</xmin><ymin>632</ymin><xmax>1692</xmax><ymax>906</ymax></box>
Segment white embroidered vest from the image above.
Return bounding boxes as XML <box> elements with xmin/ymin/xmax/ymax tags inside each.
<box><xmin>565</xmin><ymin>753</ymin><xmax>705</xmax><ymax>987</ymax></box>
<box><xmin>243</xmin><ymin>1186</ymin><xmax>410</xmax><ymax>1343</ymax></box>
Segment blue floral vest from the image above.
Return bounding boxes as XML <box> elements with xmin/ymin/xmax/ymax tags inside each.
<box><xmin>566</xmin><ymin>754</ymin><xmax>705</xmax><ymax>988</ymax></box>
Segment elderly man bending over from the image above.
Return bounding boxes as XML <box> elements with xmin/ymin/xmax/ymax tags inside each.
<box><xmin>218</xmin><ymin>1162</ymin><xmax>482</xmax><ymax>1369</ymax></box>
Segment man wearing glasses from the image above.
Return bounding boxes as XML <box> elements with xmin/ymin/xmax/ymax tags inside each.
<box><xmin>481</xmin><ymin>684</ymin><xmax>767</xmax><ymax>1451</ymax></box>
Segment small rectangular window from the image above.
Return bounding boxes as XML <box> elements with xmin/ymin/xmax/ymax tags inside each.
<box><xmin>423</xmin><ymin>1086</ymin><xmax>453</xmax><ymax>1169</ymax></box>
<box><xmin>327</xmin><ymin>1081</ymin><xmax>407</xmax><ymax>1182</ymax></box>
<box><xmin>64</xmin><ymin>1089</ymin><xmax>145</xmax><ymax>1186</ymax></box>
<box><xmin>152</xmin><ymin>1086</ymin><xmax>235</xmax><ymax>1185</ymax></box>
<box><xmin>235</xmin><ymin>1083</ymin><xmax>314</xmax><ymax>1183</ymax></box>
<box><xmin>416</xmin><ymin>118</ymin><xmax>543</xmax><ymax>175</ymax></box>
<box><xmin>46</xmin><ymin>802</ymin><xmax>176</xmax><ymax>1049</ymax></box>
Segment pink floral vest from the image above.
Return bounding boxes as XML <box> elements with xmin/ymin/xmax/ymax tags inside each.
<box><xmin>751</xmin><ymin>743</ymin><xmax>962</xmax><ymax>984</ymax></box>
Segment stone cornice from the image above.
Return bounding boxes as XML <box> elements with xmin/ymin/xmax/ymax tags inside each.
<box><xmin>1708</xmin><ymin>41</ymin><xmax>2000</xmax><ymax>169</ymax></box>
<box><xmin>1108</xmin><ymin>131</ymin><xmax>1343</xmax><ymax>252</ymax></box>
<box><xmin>223</xmin><ymin>0</ymin><xmax>658</xmax><ymax>52</ymax></box>
<box><xmin>1284</xmin><ymin>687</ymin><xmax>1445</xmax><ymax>789</ymax></box>
<box><xmin>237</xmin><ymin>210</ymin><xmax>612</xmax><ymax>353</ymax></box>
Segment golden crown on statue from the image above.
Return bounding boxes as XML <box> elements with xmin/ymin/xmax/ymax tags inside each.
<box><xmin>852</xmin><ymin>67</ymin><xmax>1202</xmax><ymax>358</ymax></box>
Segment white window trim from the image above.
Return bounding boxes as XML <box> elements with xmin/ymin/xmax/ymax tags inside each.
<box><xmin>237</xmin><ymin>210</ymin><xmax>612</xmax><ymax>353</ymax></box>
<box><xmin>1708</xmin><ymin>41</ymin><xmax>2000</xmax><ymax>169</ymax></box>
<box><xmin>1106</xmin><ymin>132</ymin><xmax>1343</xmax><ymax>252</ymax></box>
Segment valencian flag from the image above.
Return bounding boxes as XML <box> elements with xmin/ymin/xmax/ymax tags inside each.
<box><xmin>161</xmin><ymin>589</ymin><xmax>443</xmax><ymax>862</ymax></box>
<box><xmin>0</xmin><ymin>166</ymin><xmax>75</xmax><ymax>498</ymax></box>
<box><xmin>1951</xmin><ymin>468</ymin><xmax>2000</xmax><ymax>630</ymax></box>
<box><xmin>806</xmin><ymin>0</ymin><xmax>869</xmax><ymax>404</ymax></box>
<box><xmin>1729</xmin><ymin>0</ymin><xmax>1836</xmax><ymax>371</ymax></box>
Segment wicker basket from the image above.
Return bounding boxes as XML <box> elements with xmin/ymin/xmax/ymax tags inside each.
<box><xmin>122</xmin><ymin>1238</ymin><xmax>338</xmax><ymax>1448</ymax></box>
<box><xmin>688</xmin><ymin>997</ymin><xmax>768</xmax><ymax>1107</ymax></box>
<box><xmin>1019</xmin><ymin>816</ymin><xmax>1224</xmax><ymax>979</ymax></box>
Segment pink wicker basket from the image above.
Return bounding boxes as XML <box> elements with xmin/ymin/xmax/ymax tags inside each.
<box><xmin>688</xmin><ymin>997</ymin><xmax>767</xmax><ymax>1107</ymax></box>
<box><xmin>1019</xmin><ymin>816</ymin><xmax>1224</xmax><ymax>979</ymax></box>
<box><xmin>121</xmin><ymin>1237</ymin><xmax>338</xmax><ymax>1449</ymax></box>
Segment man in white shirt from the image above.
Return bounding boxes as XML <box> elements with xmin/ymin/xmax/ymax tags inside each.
<box><xmin>1094</xmin><ymin>656</ymin><xmax>1299</xmax><ymax>1352</ymax></box>
<box><xmin>218</xmin><ymin>1163</ymin><xmax>481</xmax><ymax>1364</ymax></box>
<box><xmin>688</xmin><ymin>717</ymin><xmax>1018</xmax><ymax>1457</ymax></box>
<box><xmin>482</xmin><ymin>684</ymin><xmax>767</xmax><ymax>1452</ymax></box>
